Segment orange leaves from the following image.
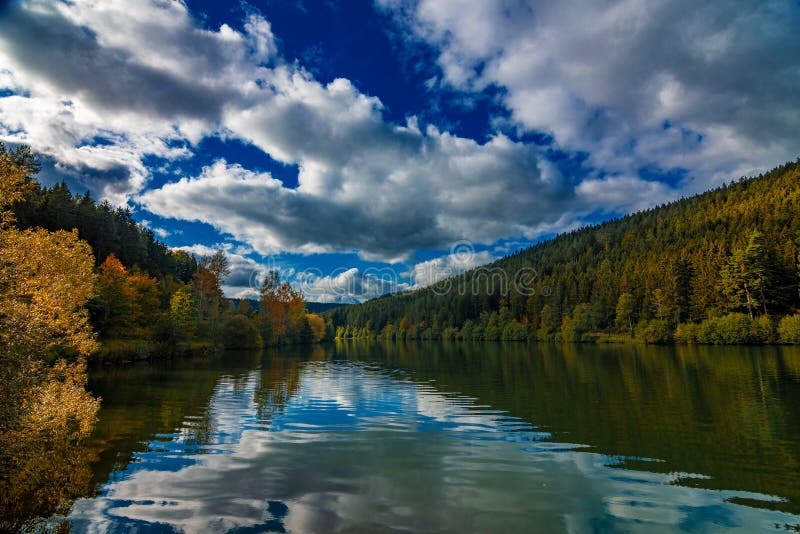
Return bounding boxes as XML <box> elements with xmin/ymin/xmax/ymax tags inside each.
<box><xmin>259</xmin><ymin>270</ymin><xmax>308</xmax><ymax>344</ymax></box>
<box><xmin>0</xmin><ymin>227</ymin><xmax>97</xmax><ymax>357</ymax></box>
<box><xmin>307</xmin><ymin>313</ymin><xmax>326</xmax><ymax>342</ymax></box>
<box><xmin>96</xmin><ymin>254</ymin><xmax>162</xmax><ymax>339</ymax></box>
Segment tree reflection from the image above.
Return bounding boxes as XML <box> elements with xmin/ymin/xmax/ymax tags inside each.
<box><xmin>330</xmin><ymin>340</ymin><xmax>800</xmax><ymax>513</ymax></box>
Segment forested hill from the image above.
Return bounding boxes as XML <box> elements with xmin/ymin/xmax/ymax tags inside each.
<box><xmin>12</xmin><ymin>181</ymin><xmax>196</xmax><ymax>282</ymax></box>
<box><xmin>329</xmin><ymin>160</ymin><xmax>800</xmax><ymax>343</ymax></box>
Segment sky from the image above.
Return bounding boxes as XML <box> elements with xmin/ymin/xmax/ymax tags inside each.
<box><xmin>1</xmin><ymin>0</ymin><xmax>799</xmax><ymax>302</ymax></box>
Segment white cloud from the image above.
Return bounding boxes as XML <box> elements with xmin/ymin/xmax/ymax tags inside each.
<box><xmin>296</xmin><ymin>267</ymin><xmax>409</xmax><ymax>304</ymax></box>
<box><xmin>377</xmin><ymin>0</ymin><xmax>800</xmax><ymax>193</ymax></box>
<box><xmin>139</xmin><ymin>219</ymin><xmax>171</xmax><ymax>239</ymax></box>
<box><xmin>409</xmin><ymin>248</ymin><xmax>496</xmax><ymax>287</ymax></box>
<box><xmin>169</xmin><ymin>243</ymin><xmax>408</xmax><ymax>302</ymax></box>
<box><xmin>0</xmin><ymin>0</ymin><xmax>272</xmax><ymax>202</ymax></box>
<box><xmin>4</xmin><ymin>0</ymin><xmax>795</xmax><ymax>263</ymax></box>
<box><xmin>140</xmin><ymin>125</ymin><xmax>590</xmax><ymax>260</ymax></box>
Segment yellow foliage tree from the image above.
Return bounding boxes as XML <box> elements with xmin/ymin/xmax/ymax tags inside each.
<box><xmin>307</xmin><ymin>313</ymin><xmax>326</xmax><ymax>342</ymax></box>
<box><xmin>0</xmin><ymin>144</ymin><xmax>101</xmax><ymax>530</ymax></box>
<box><xmin>94</xmin><ymin>254</ymin><xmax>162</xmax><ymax>339</ymax></box>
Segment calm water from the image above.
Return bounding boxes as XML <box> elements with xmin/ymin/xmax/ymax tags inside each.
<box><xmin>64</xmin><ymin>342</ymin><xmax>800</xmax><ymax>532</ymax></box>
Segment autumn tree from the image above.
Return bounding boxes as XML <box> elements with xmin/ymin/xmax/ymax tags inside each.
<box><xmin>91</xmin><ymin>254</ymin><xmax>161</xmax><ymax>339</ymax></box>
<box><xmin>307</xmin><ymin>313</ymin><xmax>327</xmax><ymax>342</ymax></box>
<box><xmin>170</xmin><ymin>286</ymin><xmax>199</xmax><ymax>339</ymax></box>
<box><xmin>0</xmin><ymin>144</ymin><xmax>100</xmax><ymax>528</ymax></box>
<box><xmin>193</xmin><ymin>250</ymin><xmax>230</xmax><ymax>339</ymax></box>
<box><xmin>259</xmin><ymin>270</ymin><xmax>308</xmax><ymax>344</ymax></box>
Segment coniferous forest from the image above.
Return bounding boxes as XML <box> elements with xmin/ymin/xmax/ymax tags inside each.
<box><xmin>329</xmin><ymin>160</ymin><xmax>800</xmax><ymax>345</ymax></box>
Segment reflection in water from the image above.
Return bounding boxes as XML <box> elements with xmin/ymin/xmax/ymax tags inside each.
<box><xmin>59</xmin><ymin>342</ymin><xmax>800</xmax><ymax>532</ymax></box>
<box><xmin>62</xmin><ymin>343</ymin><xmax>800</xmax><ymax>532</ymax></box>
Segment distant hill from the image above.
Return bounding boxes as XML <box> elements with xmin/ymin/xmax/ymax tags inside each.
<box><xmin>328</xmin><ymin>160</ymin><xmax>800</xmax><ymax>341</ymax></box>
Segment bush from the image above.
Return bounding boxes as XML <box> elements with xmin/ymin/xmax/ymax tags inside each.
<box><xmin>484</xmin><ymin>324</ymin><xmax>501</xmax><ymax>341</ymax></box>
<box><xmin>750</xmin><ymin>315</ymin><xmax>774</xmax><ymax>344</ymax></box>
<box><xmin>635</xmin><ymin>319</ymin><xmax>673</xmax><ymax>344</ymax></box>
<box><xmin>152</xmin><ymin>316</ymin><xmax>178</xmax><ymax>351</ymax></box>
<box><xmin>471</xmin><ymin>325</ymin><xmax>484</xmax><ymax>340</ymax></box>
<box><xmin>561</xmin><ymin>303</ymin><xmax>593</xmax><ymax>342</ymax></box>
<box><xmin>459</xmin><ymin>320</ymin><xmax>475</xmax><ymax>340</ymax></box>
<box><xmin>698</xmin><ymin>313</ymin><xmax>752</xmax><ymax>344</ymax></box>
<box><xmin>502</xmin><ymin>320</ymin><xmax>528</xmax><ymax>341</ymax></box>
<box><xmin>220</xmin><ymin>314</ymin><xmax>262</xmax><ymax>350</ymax></box>
<box><xmin>674</xmin><ymin>322</ymin><xmax>700</xmax><ymax>344</ymax></box>
<box><xmin>531</xmin><ymin>327</ymin><xmax>554</xmax><ymax>341</ymax></box>
<box><xmin>441</xmin><ymin>327</ymin><xmax>459</xmax><ymax>341</ymax></box>
<box><xmin>778</xmin><ymin>314</ymin><xmax>800</xmax><ymax>344</ymax></box>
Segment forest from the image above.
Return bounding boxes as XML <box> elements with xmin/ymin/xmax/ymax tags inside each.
<box><xmin>329</xmin><ymin>160</ymin><xmax>800</xmax><ymax>345</ymax></box>
<box><xmin>2</xmin><ymin>144</ymin><xmax>330</xmax><ymax>362</ymax></box>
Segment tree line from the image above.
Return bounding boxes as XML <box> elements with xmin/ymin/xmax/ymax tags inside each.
<box><xmin>329</xmin><ymin>160</ymin><xmax>800</xmax><ymax>345</ymax></box>
<box><xmin>2</xmin><ymin>146</ymin><xmax>331</xmax><ymax>360</ymax></box>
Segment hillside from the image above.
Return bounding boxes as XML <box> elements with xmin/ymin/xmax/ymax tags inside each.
<box><xmin>329</xmin><ymin>161</ymin><xmax>800</xmax><ymax>343</ymax></box>
<box><xmin>12</xmin><ymin>181</ymin><xmax>196</xmax><ymax>282</ymax></box>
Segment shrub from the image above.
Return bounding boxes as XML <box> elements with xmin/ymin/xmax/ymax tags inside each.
<box><xmin>502</xmin><ymin>320</ymin><xmax>528</xmax><ymax>341</ymax></box>
<box><xmin>778</xmin><ymin>314</ymin><xmax>800</xmax><ymax>344</ymax></box>
<box><xmin>484</xmin><ymin>324</ymin><xmax>501</xmax><ymax>341</ymax></box>
<box><xmin>750</xmin><ymin>315</ymin><xmax>774</xmax><ymax>344</ymax></box>
<box><xmin>220</xmin><ymin>314</ymin><xmax>262</xmax><ymax>350</ymax></box>
<box><xmin>441</xmin><ymin>327</ymin><xmax>459</xmax><ymax>341</ymax></box>
<box><xmin>562</xmin><ymin>303</ymin><xmax>593</xmax><ymax>342</ymax></box>
<box><xmin>471</xmin><ymin>325</ymin><xmax>484</xmax><ymax>340</ymax></box>
<box><xmin>459</xmin><ymin>320</ymin><xmax>475</xmax><ymax>340</ymax></box>
<box><xmin>698</xmin><ymin>313</ymin><xmax>752</xmax><ymax>344</ymax></box>
<box><xmin>674</xmin><ymin>322</ymin><xmax>700</xmax><ymax>344</ymax></box>
<box><xmin>635</xmin><ymin>319</ymin><xmax>673</xmax><ymax>344</ymax></box>
<box><xmin>151</xmin><ymin>316</ymin><xmax>178</xmax><ymax>352</ymax></box>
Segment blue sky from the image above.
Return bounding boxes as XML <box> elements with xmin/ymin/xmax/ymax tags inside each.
<box><xmin>1</xmin><ymin>0</ymin><xmax>798</xmax><ymax>301</ymax></box>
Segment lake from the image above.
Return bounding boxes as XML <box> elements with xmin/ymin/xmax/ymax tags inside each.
<box><xmin>62</xmin><ymin>342</ymin><xmax>800</xmax><ymax>532</ymax></box>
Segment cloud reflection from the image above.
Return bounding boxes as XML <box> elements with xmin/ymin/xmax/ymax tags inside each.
<box><xmin>68</xmin><ymin>359</ymin><xmax>798</xmax><ymax>532</ymax></box>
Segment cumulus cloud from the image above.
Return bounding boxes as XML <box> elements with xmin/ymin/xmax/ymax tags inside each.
<box><xmin>139</xmin><ymin>128</ymin><xmax>583</xmax><ymax>261</ymax></box>
<box><xmin>3</xmin><ymin>0</ymin><xmax>796</xmax><ymax>264</ymax></box>
<box><xmin>377</xmin><ymin>0</ymin><xmax>800</xmax><ymax>191</ymax></box>
<box><xmin>296</xmin><ymin>267</ymin><xmax>409</xmax><ymax>304</ymax></box>
<box><xmin>409</xmin><ymin>247</ymin><xmax>496</xmax><ymax>287</ymax></box>
<box><xmin>1</xmin><ymin>0</ymin><xmax>679</xmax><ymax>261</ymax></box>
<box><xmin>171</xmin><ymin>243</ymin><xmax>403</xmax><ymax>302</ymax></box>
<box><xmin>0</xmin><ymin>0</ymin><xmax>273</xmax><ymax>202</ymax></box>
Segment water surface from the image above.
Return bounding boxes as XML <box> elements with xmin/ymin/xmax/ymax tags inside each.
<box><xmin>68</xmin><ymin>342</ymin><xmax>800</xmax><ymax>532</ymax></box>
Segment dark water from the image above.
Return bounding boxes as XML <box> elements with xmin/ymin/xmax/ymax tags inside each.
<box><xmin>64</xmin><ymin>342</ymin><xmax>800</xmax><ymax>532</ymax></box>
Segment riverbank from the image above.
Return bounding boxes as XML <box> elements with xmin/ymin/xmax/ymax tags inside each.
<box><xmin>89</xmin><ymin>339</ymin><xmax>219</xmax><ymax>364</ymax></box>
<box><xmin>90</xmin><ymin>337</ymin><xmax>329</xmax><ymax>364</ymax></box>
<box><xmin>335</xmin><ymin>312</ymin><xmax>800</xmax><ymax>346</ymax></box>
